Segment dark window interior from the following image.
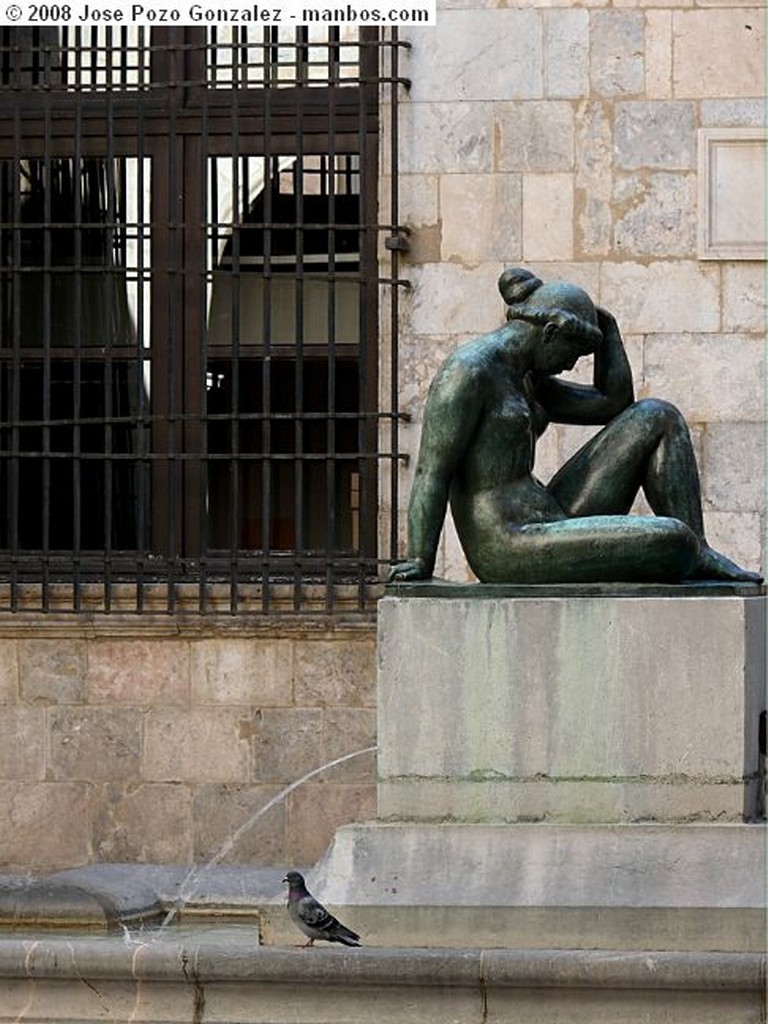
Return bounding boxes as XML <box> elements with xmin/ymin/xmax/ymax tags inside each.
<box><xmin>0</xmin><ymin>27</ymin><xmax>405</xmax><ymax>612</ymax></box>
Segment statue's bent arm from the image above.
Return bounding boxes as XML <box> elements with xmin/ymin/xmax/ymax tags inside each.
<box><xmin>535</xmin><ymin>307</ymin><xmax>635</xmax><ymax>426</ymax></box>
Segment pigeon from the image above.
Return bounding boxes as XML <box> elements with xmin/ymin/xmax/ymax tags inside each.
<box><xmin>283</xmin><ymin>870</ymin><xmax>361</xmax><ymax>947</ymax></box>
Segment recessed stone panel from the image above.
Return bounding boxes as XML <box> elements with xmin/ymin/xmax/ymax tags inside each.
<box><xmin>698</xmin><ymin>128</ymin><xmax>766</xmax><ymax>260</ymax></box>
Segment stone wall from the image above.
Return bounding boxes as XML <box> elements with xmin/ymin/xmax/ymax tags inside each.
<box><xmin>382</xmin><ymin>0</ymin><xmax>766</xmax><ymax>581</ymax></box>
<box><xmin>0</xmin><ymin>620</ymin><xmax>376</xmax><ymax>873</ymax></box>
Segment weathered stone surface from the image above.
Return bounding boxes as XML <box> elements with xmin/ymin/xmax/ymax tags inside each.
<box><xmin>722</xmin><ymin>263</ymin><xmax>766</xmax><ymax>332</ymax></box>
<box><xmin>192</xmin><ymin>783</ymin><xmax>286</xmax><ymax>864</ymax></box>
<box><xmin>614</xmin><ymin>102</ymin><xmax>696</xmax><ymax>169</ymax></box>
<box><xmin>672</xmin><ymin>10</ymin><xmax>765</xmax><ymax>98</ymax></box>
<box><xmin>286</xmin><ymin>783</ymin><xmax>376</xmax><ymax>865</ymax></box>
<box><xmin>87</xmin><ymin>639</ymin><xmax>189</xmax><ymax>705</ymax></box>
<box><xmin>525</xmin><ymin>262</ymin><xmax>602</xmax><ymax>298</ymax></box>
<box><xmin>399</xmin><ymin>102</ymin><xmax>493</xmax><ymax>175</ymax></box>
<box><xmin>574</xmin><ymin>101</ymin><xmax>613</xmax><ymax>255</ymax></box>
<box><xmin>439</xmin><ymin>173</ymin><xmax>522</xmax><ymax>266</ymax></box>
<box><xmin>643</xmin><ymin>334</ymin><xmax>764</xmax><ymax>422</ymax></box>
<box><xmin>645</xmin><ymin>11</ymin><xmax>673</xmax><ymax>99</ymax></box>
<box><xmin>705</xmin><ymin>512</ymin><xmax>763</xmax><ymax>578</ymax></box>
<box><xmin>398</xmin><ymin>333</ymin><xmax>459</xmax><ymax>421</ymax></box>
<box><xmin>410</xmin><ymin>9</ymin><xmax>543</xmax><ymax>102</ymax></box>
<box><xmin>293</xmin><ymin>638</ymin><xmax>376</xmax><ymax>708</ymax></box>
<box><xmin>523</xmin><ymin>174</ymin><xmax>574</xmax><ymax>260</ymax></box>
<box><xmin>701</xmin><ymin>100</ymin><xmax>765</xmax><ymax>127</ymax></box>
<box><xmin>703</xmin><ymin>423</ymin><xmax>765</xmax><ymax>512</ymax></box>
<box><xmin>92</xmin><ymin>783</ymin><xmax>194</xmax><ymax>863</ymax></box>
<box><xmin>0</xmin><ymin>707</ymin><xmax>45</xmax><ymax>781</ymax></box>
<box><xmin>143</xmin><ymin>708</ymin><xmax>250</xmax><ymax>783</ymax></box>
<box><xmin>321</xmin><ymin>709</ymin><xmax>377</xmax><ymax>782</ymax></box>
<box><xmin>545</xmin><ymin>10</ymin><xmax>589</xmax><ymax>97</ymax></box>
<box><xmin>405</xmin><ymin>262</ymin><xmax>501</xmax><ymax>336</ymax></box>
<box><xmin>614</xmin><ymin>0</ymin><xmax>693</xmax><ymax>8</ymax></box>
<box><xmin>49</xmin><ymin>708</ymin><xmax>142</xmax><ymax>782</ymax></box>
<box><xmin>397</xmin><ymin>173</ymin><xmax>439</xmax><ymax>229</ymax></box>
<box><xmin>613</xmin><ymin>173</ymin><xmax>697</xmax><ymax>257</ymax></box>
<box><xmin>251</xmin><ymin>707</ymin><xmax>324</xmax><ymax>784</ymax></box>
<box><xmin>600</xmin><ymin>262</ymin><xmax>720</xmax><ymax>333</ymax></box>
<box><xmin>377</xmin><ymin>593</ymin><xmax>764</xmax><ymax>823</ymax></box>
<box><xmin>191</xmin><ymin>639</ymin><xmax>292</xmax><ymax>706</ymax></box>
<box><xmin>590</xmin><ymin>11</ymin><xmax>645</xmax><ymax>96</ymax></box>
<box><xmin>18</xmin><ymin>639</ymin><xmax>86</xmax><ymax>705</ymax></box>
<box><xmin>0</xmin><ymin>783</ymin><xmax>91</xmax><ymax>869</ymax></box>
<box><xmin>0</xmin><ymin>641</ymin><xmax>17</xmax><ymax>702</ymax></box>
<box><xmin>497</xmin><ymin>102</ymin><xmax>575</xmax><ymax>172</ymax></box>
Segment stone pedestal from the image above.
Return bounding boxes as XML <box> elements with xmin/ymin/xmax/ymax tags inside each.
<box><xmin>303</xmin><ymin>581</ymin><xmax>766</xmax><ymax>971</ymax></box>
<box><xmin>378</xmin><ymin>582</ymin><xmax>765</xmax><ymax>824</ymax></box>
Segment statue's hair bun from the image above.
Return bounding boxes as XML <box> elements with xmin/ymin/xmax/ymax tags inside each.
<box><xmin>498</xmin><ymin>267</ymin><xmax>542</xmax><ymax>305</ymax></box>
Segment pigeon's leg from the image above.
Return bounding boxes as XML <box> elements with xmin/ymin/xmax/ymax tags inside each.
<box><xmin>303</xmin><ymin>938</ymin><xmax>315</xmax><ymax>948</ymax></box>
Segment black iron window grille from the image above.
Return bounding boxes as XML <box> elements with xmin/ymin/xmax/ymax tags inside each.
<box><xmin>0</xmin><ymin>27</ymin><xmax>408</xmax><ymax>614</ymax></box>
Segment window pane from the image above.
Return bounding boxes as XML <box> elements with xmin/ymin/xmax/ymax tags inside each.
<box><xmin>0</xmin><ymin>157</ymin><xmax>151</xmax><ymax>552</ymax></box>
<box><xmin>0</xmin><ymin>26</ymin><xmax>150</xmax><ymax>91</ymax></box>
<box><xmin>205</xmin><ymin>153</ymin><xmax>363</xmax><ymax>556</ymax></box>
<box><xmin>206</xmin><ymin>26</ymin><xmax>361</xmax><ymax>88</ymax></box>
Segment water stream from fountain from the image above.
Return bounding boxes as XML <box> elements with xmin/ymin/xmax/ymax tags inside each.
<box><xmin>157</xmin><ymin>744</ymin><xmax>378</xmax><ymax>932</ymax></box>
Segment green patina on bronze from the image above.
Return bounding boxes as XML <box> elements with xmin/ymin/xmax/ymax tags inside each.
<box><xmin>390</xmin><ymin>268</ymin><xmax>762</xmax><ymax>586</ymax></box>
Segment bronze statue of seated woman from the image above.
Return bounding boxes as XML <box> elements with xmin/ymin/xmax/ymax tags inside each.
<box><xmin>389</xmin><ymin>268</ymin><xmax>762</xmax><ymax>585</ymax></box>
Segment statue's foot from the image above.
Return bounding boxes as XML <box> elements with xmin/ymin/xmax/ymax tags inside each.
<box><xmin>688</xmin><ymin>544</ymin><xmax>763</xmax><ymax>584</ymax></box>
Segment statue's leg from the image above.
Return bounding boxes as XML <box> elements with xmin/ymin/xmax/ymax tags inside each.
<box><xmin>471</xmin><ymin>515</ymin><xmax>699</xmax><ymax>584</ymax></box>
<box><xmin>547</xmin><ymin>399</ymin><xmax>761</xmax><ymax>583</ymax></box>
<box><xmin>549</xmin><ymin>398</ymin><xmax>704</xmax><ymax>530</ymax></box>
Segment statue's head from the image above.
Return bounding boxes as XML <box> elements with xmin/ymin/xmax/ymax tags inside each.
<box><xmin>499</xmin><ymin>268</ymin><xmax>602</xmax><ymax>373</ymax></box>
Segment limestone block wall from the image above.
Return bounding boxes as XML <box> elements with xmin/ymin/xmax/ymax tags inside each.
<box><xmin>0</xmin><ymin>622</ymin><xmax>376</xmax><ymax>873</ymax></box>
<box><xmin>382</xmin><ymin>0</ymin><xmax>766</xmax><ymax>581</ymax></box>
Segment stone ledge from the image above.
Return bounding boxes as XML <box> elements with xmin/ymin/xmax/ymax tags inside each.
<box><xmin>385</xmin><ymin>579</ymin><xmax>765</xmax><ymax>599</ymax></box>
<box><xmin>0</xmin><ymin>935</ymin><xmax>762</xmax><ymax>993</ymax></box>
<box><xmin>0</xmin><ymin>612</ymin><xmax>377</xmax><ymax>639</ymax></box>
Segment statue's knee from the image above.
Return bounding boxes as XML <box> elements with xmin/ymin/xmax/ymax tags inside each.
<box><xmin>633</xmin><ymin>397</ymin><xmax>686</xmax><ymax>431</ymax></box>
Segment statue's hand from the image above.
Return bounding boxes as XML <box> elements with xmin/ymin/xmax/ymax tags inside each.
<box><xmin>387</xmin><ymin>557</ymin><xmax>432</xmax><ymax>583</ymax></box>
<box><xmin>595</xmin><ymin>305</ymin><xmax>619</xmax><ymax>339</ymax></box>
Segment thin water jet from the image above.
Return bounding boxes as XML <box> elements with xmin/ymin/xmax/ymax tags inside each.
<box><xmin>158</xmin><ymin>744</ymin><xmax>378</xmax><ymax>931</ymax></box>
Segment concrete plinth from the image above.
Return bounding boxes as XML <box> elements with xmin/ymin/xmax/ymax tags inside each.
<box><xmin>296</xmin><ymin>821</ymin><xmax>766</xmax><ymax>953</ymax></box>
<box><xmin>379</xmin><ymin>582</ymin><xmax>765</xmax><ymax>823</ymax></box>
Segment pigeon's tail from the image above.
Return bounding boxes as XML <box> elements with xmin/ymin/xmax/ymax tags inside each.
<box><xmin>334</xmin><ymin>926</ymin><xmax>362</xmax><ymax>947</ymax></box>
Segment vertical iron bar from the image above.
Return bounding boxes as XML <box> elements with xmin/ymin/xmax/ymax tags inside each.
<box><xmin>293</xmin><ymin>57</ymin><xmax>306</xmax><ymax>611</ymax></box>
<box><xmin>260</xmin><ymin>29</ymin><xmax>275</xmax><ymax>614</ymax></box>
<box><xmin>199</xmin><ymin>34</ymin><xmax>210</xmax><ymax>614</ymax></box>
<box><xmin>103</xmin><ymin>86</ymin><xmax>116</xmax><ymax>612</ymax></box>
<box><xmin>135</xmin><ymin>97</ymin><xmax>148</xmax><ymax>613</ymax></box>
<box><xmin>356</xmin><ymin>34</ymin><xmax>370</xmax><ymax>610</ymax></box>
<box><xmin>388</xmin><ymin>30</ymin><xmax>402</xmax><ymax>574</ymax></box>
<box><xmin>228</xmin><ymin>66</ymin><xmax>242</xmax><ymax>614</ymax></box>
<box><xmin>42</xmin><ymin>75</ymin><xmax>52</xmax><ymax>611</ymax></box>
<box><xmin>325</xmin><ymin>95</ymin><xmax>338</xmax><ymax>612</ymax></box>
<box><xmin>166</xmin><ymin>38</ymin><xmax>181</xmax><ymax>614</ymax></box>
<box><xmin>72</xmin><ymin>96</ymin><xmax>83</xmax><ymax>612</ymax></box>
<box><xmin>9</xmin><ymin>108</ymin><xmax>22</xmax><ymax>611</ymax></box>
